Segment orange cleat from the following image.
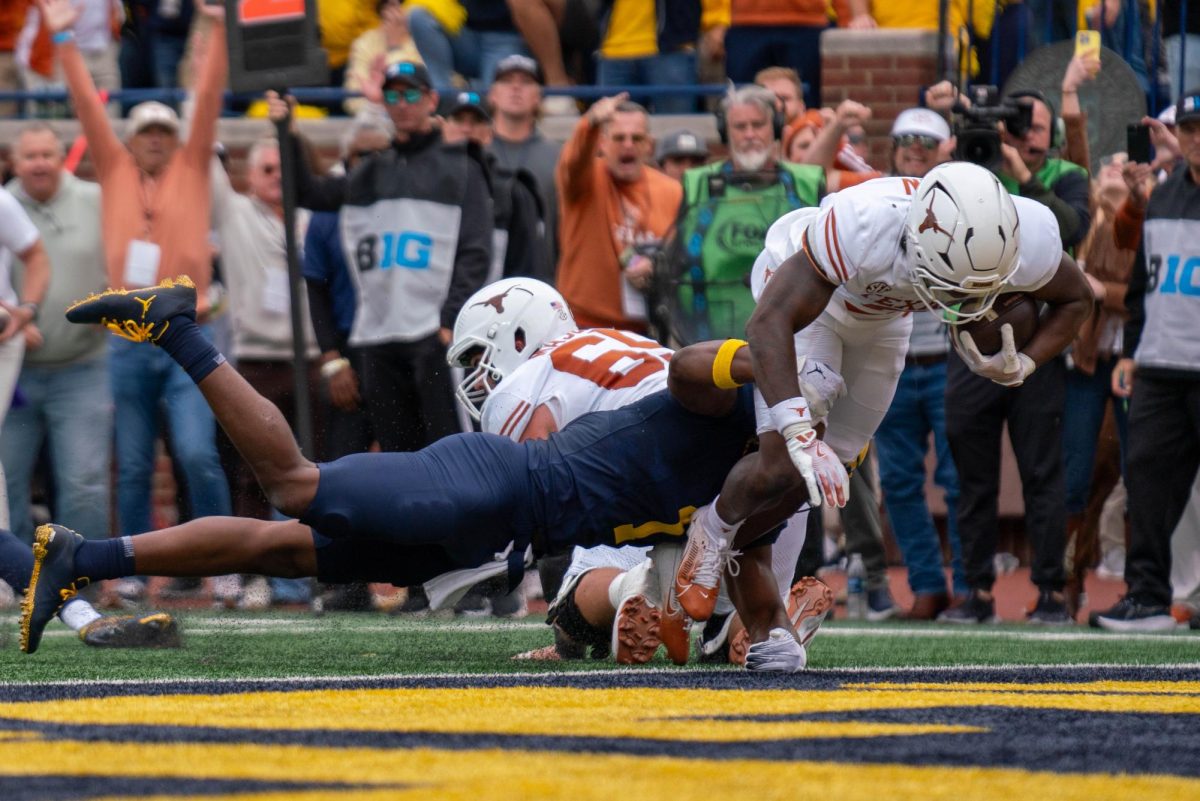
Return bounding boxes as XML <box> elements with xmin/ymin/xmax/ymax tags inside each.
<box><xmin>787</xmin><ymin>576</ymin><xmax>834</xmax><ymax>646</ymax></box>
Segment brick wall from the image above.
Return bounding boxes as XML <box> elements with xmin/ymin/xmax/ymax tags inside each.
<box><xmin>820</xmin><ymin>29</ymin><xmax>945</xmax><ymax>172</ymax></box>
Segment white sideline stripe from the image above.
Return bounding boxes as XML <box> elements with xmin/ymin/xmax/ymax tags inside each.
<box><xmin>6</xmin><ymin>662</ymin><xmax>1200</xmax><ymax>689</ymax></box>
<box><xmin>818</xmin><ymin>626</ymin><xmax>1200</xmax><ymax>643</ymax></box>
<box><xmin>7</xmin><ymin>616</ymin><xmax>1200</xmax><ymax>642</ymax></box>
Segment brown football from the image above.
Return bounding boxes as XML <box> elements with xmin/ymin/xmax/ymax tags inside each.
<box><xmin>955</xmin><ymin>292</ymin><xmax>1039</xmax><ymax>356</ymax></box>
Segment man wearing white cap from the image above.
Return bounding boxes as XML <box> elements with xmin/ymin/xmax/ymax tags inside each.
<box><xmin>889</xmin><ymin>107</ymin><xmax>953</xmax><ymax>178</ymax></box>
<box><xmin>39</xmin><ymin>0</ymin><xmax>232</xmax><ymax>605</ymax></box>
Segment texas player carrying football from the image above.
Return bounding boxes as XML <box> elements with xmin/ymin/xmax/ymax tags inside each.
<box><xmin>672</xmin><ymin>161</ymin><xmax>1095</xmax><ymax>622</ymax></box>
<box><xmin>447</xmin><ymin>278</ymin><xmax>832</xmax><ymax>670</ymax></box>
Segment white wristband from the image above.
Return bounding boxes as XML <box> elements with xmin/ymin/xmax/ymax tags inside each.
<box><xmin>320</xmin><ymin>357</ymin><xmax>350</xmax><ymax>380</ymax></box>
<box><xmin>768</xmin><ymin>397</ymin><xmax>812</xmax><ymax>434</ymax></box>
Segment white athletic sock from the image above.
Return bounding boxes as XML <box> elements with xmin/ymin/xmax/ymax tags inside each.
<box><xmin>706</xmin><ymin>497</ymin><xmax>743</xmax><ymax>539</ymax></box>
<box><xmin>58</xmin><ymin>598</ymin><xmax>103</xmax><ymax>632</ymax></box>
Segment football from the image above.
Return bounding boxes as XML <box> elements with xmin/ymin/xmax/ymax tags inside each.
<box><xmin>954</xmin><ymin>292</ymin><xmax>1039</xmax><ymax>356</ymax></box>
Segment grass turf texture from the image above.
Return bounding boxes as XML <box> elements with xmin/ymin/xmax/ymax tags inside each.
<box><xmin>2</xmin><ymin>613</ymin><xmax>1198</xmax><ymax>681</ymax></box>
<box><xmin>3</xmin><ymin>613</ymin><xmax>1200</xmax><ymax>801</ymax></box>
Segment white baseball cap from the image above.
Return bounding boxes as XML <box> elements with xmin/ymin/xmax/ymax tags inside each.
<box><xmin>127</xmin><ymin>101</ymin><xmax>181</xmax><ymax>137</ymax></box>
<box><xmin>890</xmin><ymin>108</ymin><xmax>951</xmax><ymax>141</ymax></box>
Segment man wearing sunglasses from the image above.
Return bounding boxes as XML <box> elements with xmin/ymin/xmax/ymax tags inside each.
<box><xmin>267</xmin><ymin>60</ymin><xmax>493</xmax><ymax>468</ymax></box>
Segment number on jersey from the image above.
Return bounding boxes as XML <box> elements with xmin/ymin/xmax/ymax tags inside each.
<box><xmin>549</xmin><ymin>330</ymin><xmax>671</xmax><ymax>390</ymax></box>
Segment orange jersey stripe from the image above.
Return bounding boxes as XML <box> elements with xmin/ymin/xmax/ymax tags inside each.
<box><xmin>501</xmin><ymin>401</ymin><xmax>531</xmax><ymax>438</ymax></box>
<box><xmin>825</xmin><ymin>209</ymin><xmax>849</xmax><ymax>282</ymax></box>
<box><xmin>801</xmin><ymin>229</ymin><xmax>839</xmax><ymax>286</ymax></box>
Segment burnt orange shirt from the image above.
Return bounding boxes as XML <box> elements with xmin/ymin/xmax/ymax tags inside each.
<box><xmin>60</xmin><ymin>24</ymin><xmax>226</xmax><ymax>305</ymax></box>
<box><xmin>555</xmin><ymin>116</ymin><xmax>682</xmax><ymax>331</ymax></box>
<box><xmin>0</xmin><ymin>2</ymin><xmax>28</xmax><ymax>51</ymax></box>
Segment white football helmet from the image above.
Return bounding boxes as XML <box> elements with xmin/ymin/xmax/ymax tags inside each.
<box><xmin>904</xmin><ymin>161</ymin><xmax>1020</xmax><ymax>323</ymax></box>
<box><xmin>447</xmin><ymin>278</ymin><xmax>577</xmax><ymax>419</ymax></box>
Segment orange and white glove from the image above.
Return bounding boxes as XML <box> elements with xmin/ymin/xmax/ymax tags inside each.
<box><xmin>769</xmin><ymin>398</ymin><xmax>850</xmax><ymax>508</ymax></box>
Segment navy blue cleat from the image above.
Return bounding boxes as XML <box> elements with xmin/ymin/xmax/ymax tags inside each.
<box><xmin>21</xmin><ymin>524</ymin><xmax>89</xmax><ymax>654</ymax></box>
<box><xmin>80</xmin><ymin>613</ymin><xmax>182</xmax><ymax>648</ymax></box>
<box><xmin>65</xmin><ymin>276</ymin><xmax>197</xmax><ymax>343</ymax></box>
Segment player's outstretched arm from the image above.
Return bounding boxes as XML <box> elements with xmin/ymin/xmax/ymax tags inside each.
<box><xmin>667</xmin><ymin>339</ymin><xmax>756</xmax><ymax>416</ymax></box>
<box><xmin>1025</xmin><ymin>252</ymin><xmax>1094</xmax><ymax>366</ymax></box>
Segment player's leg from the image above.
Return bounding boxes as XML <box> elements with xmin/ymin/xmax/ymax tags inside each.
<box><xmin>65</xmin><ymin>279</ymin><xmax>319</xmax><ymax>516</ymax></box>
<box><xmin>0</xmin><ymin>527</ymin><xmax>178</xmax><ymax>648</ymax></box>
<box><xmin>729</xmin><ymin>545</ymin><xmax>807</xmax><ymax>673</ymax></box>
<box><xmin>539</xmin><ymin>545</ymin><xmax>665</xmax><ymax>664</ymax></box>
<box><xmin>19</xmin><ymin>518</ymin><xmax>314</xmax><ymax>652</ymax></box>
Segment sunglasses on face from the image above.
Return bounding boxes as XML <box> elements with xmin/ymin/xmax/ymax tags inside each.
<box><xmin>894</xmin><ymin>134</ymin><xmax>939</xmax><ymax>150</ymax></box>
<box><xmin>383</xmin><ymin>88</ymin><xmax>425</xmax><ymax>105</ymax></box>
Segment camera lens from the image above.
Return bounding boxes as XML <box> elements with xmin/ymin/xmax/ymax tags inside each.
<box><xmin>956</xmin><ymin>129</ymin><xmax>1001</xmax><ymax>168</ymax></box>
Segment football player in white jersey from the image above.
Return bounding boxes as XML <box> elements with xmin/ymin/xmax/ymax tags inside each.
<box><xmin>672</xmin><ymin>161</ymin><xmax>1096</xmax><ymax>624</ymax></box>
<box><xmin>447</xmin><ymin>278</ymin><xmax>832</xmax><ymax>669</ymax></box>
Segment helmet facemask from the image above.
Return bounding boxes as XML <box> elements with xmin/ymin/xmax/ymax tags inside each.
<box><xmin>909</xmin><ymin>237</ymin><xmax>1012</xmax><ymax>324</ymax></box>
<box><xmin>448</xmin><ymin>336</ymin><xmax>506</xmax><ymax>421</ymax></box>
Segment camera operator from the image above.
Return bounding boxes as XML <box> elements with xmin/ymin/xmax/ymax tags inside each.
<box><xmin>666</xmin><ymin>85</ymin><xmax>824</xmax><ymax>342</ymax></box>
<box><xmin>930</xmin><ymin>80</ymin><xmax>1091</xmax><ymax>249</ymax></box>
<box><xmin>925</xmin><ymin>80</ymin><xmax>1092</xmax><ymax>625</ymax></box>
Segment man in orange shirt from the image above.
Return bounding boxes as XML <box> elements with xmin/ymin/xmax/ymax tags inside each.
<box><xmin>555</xmin><ymin>93</ymin><xmax>681</xmax><ymax>333</ymax></box>
<box><xmin>39</xmin><ymin>0</ymin><xmax>231</xmax><ymax>605</ymax></box>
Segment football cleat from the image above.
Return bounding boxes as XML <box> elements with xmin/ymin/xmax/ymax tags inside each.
<box><xmin>65</xmin><ymin>276</ymin><xmax>197</xmax><ymax>343</ymax></box>
<box><xmin>659</xmin><ymin>592</ymin><xmax>692</xmax><ymax>665</ymax></box>
<box><xmin>787</xmin><ymin>576</ymin><xmax>834</xmax><ymax>646</ymax></box>
<box><xmin>651</xmin><ymin>544</ymin><xmax>691</xmax><ymax>665</ymax></box>
<box><xmin>80</xmin><ymin>612</ymin><xmax>182</xmax><ymax>648</ymax></box>
<box><xmin>608</xmin><ymin>559</ymin><xmax>662</xmax><ymax>664</ymax></box>
<box><xmin>674</xmin><ymin>506</ymin><xmax>739</xmax><ymax>621</ymax></box>
<box><xmin>21</xmin><ymin>524</ymin><xmax>89</xmax><ymax>654</ymax></box>
<box><xmin>744</xmin><ymin>628</ymin><xmax>807</xmax><ymax>673</ymax></box>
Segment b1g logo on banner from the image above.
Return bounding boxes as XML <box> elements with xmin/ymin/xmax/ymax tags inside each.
<box><xmin>224</xmin><ymin>0</ymin><xmax>328</xmax><ymax>93</ymax></box>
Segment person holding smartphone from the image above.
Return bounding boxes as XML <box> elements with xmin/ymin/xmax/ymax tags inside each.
<box><xmin>1091</xmin><ymin>90</ymin><xmax>1200</xmax><ymax>632</ymax></box>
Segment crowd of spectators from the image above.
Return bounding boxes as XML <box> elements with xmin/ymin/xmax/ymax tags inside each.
<box><xmin>0</xmin><ymin>0</ymin><xmax>1196</xmax><ymax>631</ymax></box>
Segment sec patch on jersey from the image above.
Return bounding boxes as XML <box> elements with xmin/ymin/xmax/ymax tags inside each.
<box><xmin>952</xmin><ymin>292</ymin><xmax>1039</xmax><ymax>355</ymax></box>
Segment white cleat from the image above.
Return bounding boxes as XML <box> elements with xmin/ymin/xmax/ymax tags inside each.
<box><xmin>744</xmin><ymin>627</ymin><xmax>807</xmax><ymax>673</ymax></box>
<box><xmin>608</xmin><ymin>559</ymin><xmax>662</xmax><ymax>664</ymax></box>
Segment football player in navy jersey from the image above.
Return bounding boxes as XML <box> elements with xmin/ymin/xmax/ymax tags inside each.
<box><xmin>20</xmin><ymin>277</ymin><xmax>811</xmax><ymax>670</ymax></box>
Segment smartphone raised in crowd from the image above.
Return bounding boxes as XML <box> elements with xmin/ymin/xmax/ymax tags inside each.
<box><xmin>1075</xmin><ymin>30</ymin><xmax>1101</xmax><ymax>61</ymax></box>
<box><xmin>1127</xmin><ymin>123</ymin><xmax>1152</xmax><ymax>164</ymax></box>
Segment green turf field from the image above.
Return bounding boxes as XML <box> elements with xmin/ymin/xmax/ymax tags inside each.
<box><xmin>3</xmin><ymin>613</ymin><xmax>1200</xmax><ymax>800</ymax></box>
<box><xmin>3</xmin><ymin>611</ymin><xmax>1199</xmax><ymax>681</ymax></box>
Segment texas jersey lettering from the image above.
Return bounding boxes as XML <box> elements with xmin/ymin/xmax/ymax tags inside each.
<box><xmin>482</xmin><ymin>328</ymin><xmax>672</xmax><ymax>442</ymax></box>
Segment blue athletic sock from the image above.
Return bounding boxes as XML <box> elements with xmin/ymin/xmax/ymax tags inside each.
<box><xmin>156</xmin><ymin>315</ymin><xmax>226</xmax><ymax>384</ymax></box>
<box><xmin>0</xmin><ymin>528</ymin><xmax>35</xmax><ymax>593</ymax></box>
<box><xmin>74</xmin><ymin>537</ymin><xmax>136</xmax><ymax>582</ymax></box>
